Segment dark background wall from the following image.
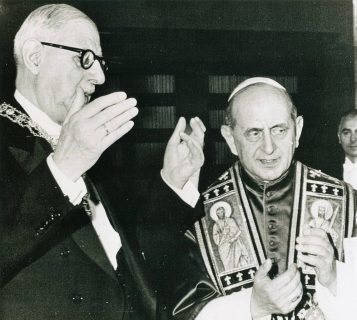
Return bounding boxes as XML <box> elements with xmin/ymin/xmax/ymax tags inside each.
<box><xmin>0</xmin><ymin>0</ymin><xmax>354</xmax><ymax>185</ymax></box>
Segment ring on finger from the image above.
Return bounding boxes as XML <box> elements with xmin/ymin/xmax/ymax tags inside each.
<box><xmin>291</xmin><ymin>294</ymin><xmax>301</xmax><ymax>303</ymax></box>
<box><xmin>103</xmin><ymin>122</ymin><xmax>111</xmax><ymax>136</ymax></box>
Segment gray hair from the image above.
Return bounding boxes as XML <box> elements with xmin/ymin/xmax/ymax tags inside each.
<box><xmin>224</xmin><ymin>83</ymin><xmax>298</xmax><ymax>127</ymax></box>
<box><xmin>14</xmin><ymin>4</ymin><xmax>94</xmax><ymax>66</ymax></box>
<box><xmin>338</xmin><ymin>109</ymin><xmax>357</xmax><ymax>133</ymax></box>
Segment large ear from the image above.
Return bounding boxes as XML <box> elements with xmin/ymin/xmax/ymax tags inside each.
<box><xmin>337</xmin><ymin>131</ymin><xmax>342</xmax><ymax>144</ymax></box>
<box><xmin>221</xmin><ymin>125</ymin><xmax>238</xmax><ymax>156</ymax></box>
<box><xmin>22</xmin><ymin>39</ymin><xmax>43</xmax><ymax>75</ymax></box>
<box><xmin>295</xmin><ymin>115</ymin><xmax>304</xmax><ymax>148</ymax></box>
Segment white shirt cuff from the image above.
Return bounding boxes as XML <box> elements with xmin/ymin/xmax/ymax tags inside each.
<box><xmin>47</xmin><ymin>154</ymin><xmax>87</xmax><ymax>205</ymax></box>
<box><xmin>160</xmin><ymin>170</ymin><xmax>200</xmax><ymax>208</ymax></box>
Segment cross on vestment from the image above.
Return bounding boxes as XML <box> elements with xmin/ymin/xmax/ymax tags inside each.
<box><xmin>224</xmin><ymin>275</ymin><xmax>232</xmax><ymax>285</ymax></box>
<box><xmin>248</xmin><ymin>269</ymin><xmax>255</xmax><ymax>279</ymax></box>
<box><xmin>321</xmin><ymin>185</ymin><xmax>328</xmax><ymax>193</ymax></box>
<box><xmin>236</xmin><ymin>272</ymin><xmax>243</xmax><ymax>281</ymax></box>
<box><xmin>309</xmin><ymin>170</ymin><xmax>321</xmax><ymax>178</ymax></box>
<box><xmin>220</xmin><ymin>172</ymin><xmax>229</xmax><ymax>181</ymax></box>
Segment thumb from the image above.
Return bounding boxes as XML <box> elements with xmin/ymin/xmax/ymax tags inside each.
<box><xmin>64</xmin><ymin>88</ymin><xmax>85</xmax><ymax>124</ymax></box>
<box><xmin>167</xmin><ymin>117</ymin><xmax>186</xmax><ymax>145</ymax></box>
<box><xmin>257</xmin><ymin>258</ymin><xmax>273</xmax><ymax>278</ymax></box>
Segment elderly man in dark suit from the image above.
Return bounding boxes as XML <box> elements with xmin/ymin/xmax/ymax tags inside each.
<box><xmin>0</xmin><ymin>4</ymin><xmax>205</xmax><ymax>320</ymax></box>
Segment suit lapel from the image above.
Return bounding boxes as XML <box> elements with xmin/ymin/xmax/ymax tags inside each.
<box><xmin>9</xmin><ymin>138</ymin><xmax>51</xmax><ymax>175</ymax></box>
<box><xmin>4</xmin><ymin>98</ymin><xmax>52</xmax><ymax>174</ymax></box>
<box><xmin>4</xmin><ymin>97</ymin><xmax>118</xmax><ymax>281</ymax></box>
<box><xmin>71</xmin><ymin>222</ymin><xmax>118</xmax><ymax>281</ymax></box>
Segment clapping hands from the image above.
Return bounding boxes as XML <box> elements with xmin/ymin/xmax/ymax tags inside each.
<box><xmin>162</xmin><ymin>117</ymin><xmax>206</xmax><ymax>189</ymax></box>
<box><xmin>296</xmin><ymin>227</ymin><xmax>337</xmax><ymax>294</ymax></box>
<box><xmin>53</xmin><ymin>91</ymin><xmax>138</xmax><ymax>181</ymax></box>
<box><xmin>251</xmin><ymin>259</ymin><xmax>303</xmax><ymax>318</ymax></box>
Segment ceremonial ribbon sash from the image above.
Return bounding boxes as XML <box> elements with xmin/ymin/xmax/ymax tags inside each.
<box><xmin>195</xmin><ymin>161</ymin><xmax>355</xmax><ymax>320</ymax></box>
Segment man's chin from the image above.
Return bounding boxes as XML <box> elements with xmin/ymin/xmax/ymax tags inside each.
<box><xmin>255</xmin><ymin>167</ymin><xmax>285</xmax><ymax>182</ymax></box>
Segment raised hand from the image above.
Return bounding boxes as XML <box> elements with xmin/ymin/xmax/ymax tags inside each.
<box><xmin>162</xmin><ymin>117</ymin><xmax>206</xmax><ymax>189</ymax></box>
<box><xmin>53</xmin><ymin>91</ymin><xmax>138</xmax><ymax>181</ymax></box>
<box><xmin>296</xmin><ymin>227</ymin><xmax>337</xmax><ymax>294</ymax></box>
<box><xmin>251</xmin><ymin>259</ymin><xmax>303</xmax><ymax>318</ymax></box>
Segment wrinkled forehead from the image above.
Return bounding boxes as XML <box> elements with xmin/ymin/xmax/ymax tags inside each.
<box><xmin>51</xmin><ymin>19</ymin><xmax>101</xmax><ymax>53</ymax></box>
<box><xmin>231</xmin><ymin>84</ymin><xmax>292</xmax><ymax>126</ymax></box>
<box><xmin>340</xmin><ymin>115</ymin><xmax>357</xmax><ymax>130</ymax></box>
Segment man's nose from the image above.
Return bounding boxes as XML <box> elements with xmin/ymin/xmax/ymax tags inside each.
<box><xmin>261</xmin><ymin>132</ymin><xmax>275</xmax><ymax>155</ymax></box>
<box><xmin>351</xmin><ymin>133</ymin><xmax>357</xmax><ymax>143</ymax></box>
<box><xmin>87</xmin><ymin>60</ymin><xmax>105</xmax><ymax>85</ymax></box>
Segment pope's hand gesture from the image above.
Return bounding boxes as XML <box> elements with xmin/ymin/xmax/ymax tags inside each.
<box><xmin>162</xmin><ymin>117</ymin><xmax>206</xmax><ymax>189</ymax></box>
<box><xmin>251</xmin><ymin>260</ymin><xmax>303</xmax><ymax>318</ymax></box>
<box><xmin>296</xmin><ymin>227</ymin><xmax>337</xmax><ymax>295</ymax></box>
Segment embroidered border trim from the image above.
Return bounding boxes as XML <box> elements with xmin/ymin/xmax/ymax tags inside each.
<box><xmin>0</xmin><ymin>102</ymin><xmax>57</xmax><ymax>149</ymax></box>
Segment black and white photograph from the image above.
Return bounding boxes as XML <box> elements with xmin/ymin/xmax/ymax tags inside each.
<box><xmin>0</xmin><ymin>0</ymin><xmax>356</xmax><ymax>319</ymax></box>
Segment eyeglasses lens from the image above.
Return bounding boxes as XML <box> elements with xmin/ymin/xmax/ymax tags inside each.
<box><xmin>81</xmin><ymin>50</ymin><xmax>108</xmax><ymax>72</ymax></box>
<box><xmin>82</xmin><ymin>51</ymin><xmax>94</xmax><ymax>69</ymax></box>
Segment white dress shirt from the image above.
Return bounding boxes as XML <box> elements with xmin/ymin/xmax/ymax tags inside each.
<box><xmin>15</xmin><ymin>90</ymin><xmax>122</xmax><ymax>269</ymax></box>
<box><xmin>15</xmin><ymin>90</ymin><xmax>199</xmax><ymax>270</ymax></box>
<box><xmin>343</xmin><ymin>157</ymin><xmax>357</xmax><ymax>190</ymax></box>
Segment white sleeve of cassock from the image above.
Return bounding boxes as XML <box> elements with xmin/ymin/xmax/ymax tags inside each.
<box><xmin>315</xmin><ymin>237</ymin><xmax>357</xmax><ymax>320</ymax></box>
<box><xmin>194</xmin><ymin>288</ymin><xmax>270</xmax><ymax>320</ymax></box>
<box><xmin>335</xmin><ymin>237</ymin><xmax>357</xmax><ymax>319</ymax></box>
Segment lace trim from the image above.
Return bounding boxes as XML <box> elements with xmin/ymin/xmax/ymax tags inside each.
<box><xmin>0</xmin><ymin>102</ymin><xmax>57</xmax><ymax>149</ymax></box>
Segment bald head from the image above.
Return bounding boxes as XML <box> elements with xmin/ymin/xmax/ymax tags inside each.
<box><xmin>225</xmin><ymin>83</ymin><xmax>297</xmax><ymax>128</ymax></box>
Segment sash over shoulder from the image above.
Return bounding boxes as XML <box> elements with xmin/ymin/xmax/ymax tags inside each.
<box><xmin>195</xmin><ymin>161</ymin><xmax>355</xmax><ymax>320</ymax></box>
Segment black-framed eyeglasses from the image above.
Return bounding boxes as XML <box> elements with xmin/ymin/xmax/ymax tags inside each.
<box><xmin>41</xmin><ymin>42</ymin><xmax>108</xmax><ymax>72</ymax></box>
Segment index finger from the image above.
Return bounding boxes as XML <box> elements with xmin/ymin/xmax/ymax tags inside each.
<box><xmin>193</xmin><ymin>117</ymin><xmax>206</xmax><ymax>132</ymax></box>
<box><xmin>272</xmin><ymin>264</ymin><xmax>299</xmax><ymax>287</ymax></box>
<box><xmin>307</xmin><ymin>227</ymin><xmax>329</xmax><ymax>238</ymax></box>
<box><xmin>84</xmin><ymin>92</ymin><xmax>128</xmax><ymax>117</ymax></box>
<box><xmin>190</xmin><ymin>118</ymin><xmax>205</xmax><ymax>146</ymax></box>
<box><xmin>180</xmin><ymin>132</ymin><xmax>204</xmax><ymax>159</ymax></box>
<box><xmin>296</xmin><ymin>235</ymin><xmax>329</xmax><ymax>248</ymax></box>
<box><xmin>297</xmin><ymin>228</ymin><xmax>329</xmax><ymax>245</ymax></box>
<box><xmin>168</xmin><ymin>117</ymin><xmax>186</xmax><ymax>145</ymax></box>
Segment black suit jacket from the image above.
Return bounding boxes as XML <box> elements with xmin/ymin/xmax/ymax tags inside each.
<box><xmin>0</xmin><ymin>98</ymin><xmax>174</xmax><ymax>319</ymax></box>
